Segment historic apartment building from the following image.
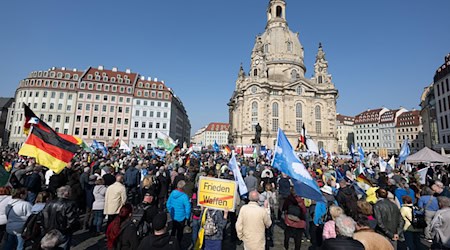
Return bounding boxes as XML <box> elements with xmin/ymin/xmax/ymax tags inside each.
<box><xmin>336</xmin><ymin>114</ymin><xmax>354</xmax><ymax>154</ymax></box>
<box><xmin>191</xmin><ymin>122</ymin><xmax>229</xmax><ymax>146</ymax></box>
<box><xmin>0</xmin><ymin>98</ymin><xmax>14</xmax><ymax>146</ymax></box>
<box><xmin>396</xmin><ymin>110</ymin><xmax>424</xmax><ymax>152</ymax></box>
<box><xmin>433</xmin><ymin>53</ymin><xmax>450</xmax><ymax>150</ymax></box>
<box><xmin>8</xmin><ymin>66</ymin><xmax>190</xmax><ymax>148</ymax></box>
<box><xmin>379</xmin><ymin>108</ymin><xmax>407</xmax><ymax>154</ymax></box>
<box><xmin>228</xmin><ymin>0</ymin><xmax>339</xmax><ymax>150</ymax></box>
<box><xmin>354</xmin><ymin>108</ymin><xmax>389</xmax><ymax>153</ymax></box>
<box><xmin>420</xmin><ymin>83</ymin><xmax>438</xmax><ymax>149</ymax></box>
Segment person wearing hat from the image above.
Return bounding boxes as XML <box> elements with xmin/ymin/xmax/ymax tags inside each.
<box><xmin>137</xmin><ymin>212</ymin><xmax>180</xmax><ymax>250</ymax></box>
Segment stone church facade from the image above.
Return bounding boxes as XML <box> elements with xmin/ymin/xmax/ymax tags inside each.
<box><xmin>228</xmin><ymin>0</ymin><xmax>339</xmax><ymax>151</ymax></box>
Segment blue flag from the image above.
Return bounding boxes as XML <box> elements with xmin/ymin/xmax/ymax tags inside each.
<box><xmin>153</xmin><ymin>148</ymin><xmax>166</xmax><ymax>158</ymax></box>
<box><xmin>358</xmin><ymin>145</ymin><xmax>365</xmax><ymax>162</ymax></box>
<box><xmin>320</xmin><ymin>148</ymin><xmax>327</xmax><ymax>159</ymax></box>
<box><xmin>228</xmin><ymin>153</ymin><xmax>248</xmax><ymax>196</ymax></box>
<box><xmin>91</xmin><ymin>140</ymin><xmax>108</xmax><ymax>156</ymax></box>
<box><xmin>213</xmin><ymin>141</ymin><xmax>220</xmax><ymax>152</ymax></box>
<box><xmin>271</xmin><ymin>128</ymin><xmax>325</xmax><ymax>202</ymax></box>
<box><xmin>397</xmin><ymin>139</ymin><xmax>410</xmax><ymax>166</ymax></box>
<box><xmin>350</xmin><ymin>144</ymin><xmax>355</xmax><ymax>159</ymax></box>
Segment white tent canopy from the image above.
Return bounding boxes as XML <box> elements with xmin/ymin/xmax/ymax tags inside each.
<box><xmin>406</xmin><ymin>147</ymin><xmax>450</xmax><ymax>163</ymax></box>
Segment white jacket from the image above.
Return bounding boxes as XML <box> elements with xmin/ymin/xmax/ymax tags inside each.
<box><xmin>0</xmin><ymin>195</ymin><xmax>12</xmax><ymax>225</ymax></box>
<box><xmin>5</xmin><ymin>199</ymin><xmax>32</xmax><ymax>234</ymax></box>
<box><xmin>92</xmin><ymin>185</ymin><xmax>107</xmax><ymax>211</ymax></box>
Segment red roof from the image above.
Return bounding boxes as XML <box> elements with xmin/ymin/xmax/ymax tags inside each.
<box><xmin>83</xmin><ymin>67</ymin><xmax>138</xmax><ymax>84</ymax></box>
<box><xmin>354</xmin><ymin>108</ymin><xmax>383</xmax><ymax>124</ymax></box>
<box><xmin>396</xmin><ymin>110</ymin><xmax>421</xmax><ymax>127</ymax></box>
<box><xmin>379</xmin><ymin>109</ymin><xmax>399</xmax><ymax>124</ymax></box>
<box><xmin>336</xmin><ymin>114</ymin><xmax>354</xmax><ymax>124</ymax></box>
<box><xmin>205</xmin><ymin>123</ymin><xmax>230</xmax><ymax>132</ymax></box>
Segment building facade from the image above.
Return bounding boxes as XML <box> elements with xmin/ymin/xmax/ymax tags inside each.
<box><xmin>0</xmin><ymin>98</ymin><xmax>14</xmax><ymax>146</ymax></box>
<box><xmin>420</xmin><ymin>83</ymin><xmax>438</xmax><ymax>149</ymax></box>
<box><xmin>336</xmin><ymin>114</ymin><xmax>354</xmax><ymax>154</ymax></box>
<box><xmin>131</xmin><ymin>76</ymin><xmax>173</xmax><ymax>149</ymax></box>
<box><xmin>169</xmin><ymin>93</ymin><xmax>191</xmax><ymax>146</ymax></box>
<box><xmin>228</xmin><ymin>0</ymin><xmax>338</xmax><ymax>150</ymax></box>
<box><xmin>354</xmin><ymin>108</ymin><xmax>389</xmax><ymax>153</ymax></box>
<box><xmin>8</xmin><ymin>66</ymin><xmax>191</xmax><ymax>148</ymax></box>
<box><xmin>396</xmin><ymin>110</ymin><xmax>424</xmax><ymax>153</ymax></box>
<box><xmin>433</xmin><ymin>54</ymin><xmax>450</xmax><ymax>149</ymax></box>
<box><xmin>379</xmin><ymin>108</ymin><xmax>407</xmax><ymax>154</ymax></box>
<box><xmin>191</xmin><ymin>123</ymin><xmax>229</xmax><ymax>146</ymax></box>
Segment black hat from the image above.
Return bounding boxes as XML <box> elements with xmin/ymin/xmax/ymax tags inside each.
<box><xmin>152</xmin><ymin>212</ymin><xmax>167</xmax><ymax>231</ymax></box>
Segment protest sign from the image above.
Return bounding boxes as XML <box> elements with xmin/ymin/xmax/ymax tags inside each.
<box><xmin>197</xmin><ymin>176</ymin><xmax>237</xmax><ymax>212</ymax></box>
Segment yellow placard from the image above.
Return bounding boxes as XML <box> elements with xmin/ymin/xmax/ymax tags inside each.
<box><xmin>197</xmin><ymin>176</ymin><xmax>237</xmax><ymax>212</ymax></box>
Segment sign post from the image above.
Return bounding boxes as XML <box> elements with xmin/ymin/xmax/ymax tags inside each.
<box><xmin>197</xmin><ymin>176</ymin><xmax>237</xmax><ymax>212</ymax></box>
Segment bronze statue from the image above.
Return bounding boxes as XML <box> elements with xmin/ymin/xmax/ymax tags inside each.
<box><xmin>254</xmin><ymin>123</ymin><xmax>262</xmax><ymax>144</ymax></box>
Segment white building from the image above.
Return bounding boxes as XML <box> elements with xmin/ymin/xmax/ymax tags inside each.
<box><xmin>131</xmin><ymin>76</ymin><xmax>173</xmax><ymax>149</ymax></box>
<box><xmin>336</xmin><ymin>114</ymin><xmax>354</xmax><ymax>154</ymax></box>
<box><xmin>379</xmin><ymin>108</ymin><xmax>407</xmax><ymax>154</ymax></box>
<box><xmin>433</xmin><ymin>54</ymin><xmax>450</xmax><ymax>149</ymax></box>
<box><xmin>192</xmin><ymin>122</ymin><xmax>229</xmax><ymax>146</ymax></box>
<box><xmin>354</xmin><ymin>108</ymin><xmax>389</xmax><ymax>153</ymax></box>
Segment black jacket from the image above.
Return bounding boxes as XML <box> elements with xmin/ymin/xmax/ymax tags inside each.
<box><xmin>137</xmin><ymin>233</ymin><xmax>180</xmax><ymax>250</ymax></box>
<box><xmin>115</xmin><ymin>220</ymin><xmax>139</xmax><ymax>250</ymax></box>
<box><xmin>42</xmin><ymin>198</ymin><xmax>80</xmax><ymax>235</ymax></box>
<box><xmin>373</xmin><ymin>198</ymin><xmax>405</xmax><ymax>239</ymax></box>
<box><xmin>336</xmin><ymin>186</ymin><xmax>358</xmax><ymax>219</ymax></box>
<box><xmin>321</xmin><ymin>236</ymin><xmax>365</xmax><ymax>250</ymax></box>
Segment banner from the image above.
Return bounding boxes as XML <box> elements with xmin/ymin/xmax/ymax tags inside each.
<box><xmin>197</xmin><ymin>177</ymin><xmax>236</xmax><ymax>212</ymax></box>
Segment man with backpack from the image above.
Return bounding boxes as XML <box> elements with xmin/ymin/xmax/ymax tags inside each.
<box><xmin>124</xmin><ymin>162</ymin><xmax>141</xmax><ymax>206</ymax></box>
<box><xmin>282</xmin><ymin>189</ymin><xmax>307</xmax><ymax>250</ymax></box>
<box><xmin>201</xmin><ymin>207</ymin><xmax>228</xmax><ymax>249</ymax></box>
<box><xmin>137</xmin><ymin>212</ymin><xmax>180</xmax><ymax>250</ymax></box>
<box><xmin>132</xmin><ymin>193</ymin><xmax>158</xmax><ymax>240</ymax></box>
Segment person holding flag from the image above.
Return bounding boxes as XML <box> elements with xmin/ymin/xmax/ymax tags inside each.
<box><xmin>397</xmin><ymin>139</ymin><xmax>411</xmax><ymax>167</ymax></box>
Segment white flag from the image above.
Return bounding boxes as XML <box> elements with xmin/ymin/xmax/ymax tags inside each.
<box><xmin>418</xmin><ymin>167</ymin><xmax>429</xmax><ymax>184</ymax></box>
<box><xmin>228</xmin><ymin>153</ymin><xmax>248</xmax><ymax>195</ymax></box>
<box><xmin>379</xmin><ymin>158</ymin><xmax>387</xmax><ymax>172</ymax></box>
<box><xmin>119</xmin><ymin>140</ymin><xmax>131</xmax><ymax>153</ymax></box>
<box><xmin>306</xmin><ymin>139</ymin><xmax>319</xmax><ymax>154</ymax></box>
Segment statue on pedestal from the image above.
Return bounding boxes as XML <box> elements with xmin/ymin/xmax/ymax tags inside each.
<box><xmin>252</xmin><ymin>123</ymin><xmax>262</xmax><ymax>144</ymax></box>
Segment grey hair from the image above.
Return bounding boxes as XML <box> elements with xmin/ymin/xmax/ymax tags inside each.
<box><xmin>249</xmin><ymin>191</ymin><xmax>260</xmax><ymax>202</ymax></box>
<box><xmin>41</xmin><ymin>229</ymin><xmax>63</xmax><ymax>250</ymax></box>
<box><xmin>56</xmin><ymin>185</ymin><xmax>71</xmax><ymax>199</ymax></box>
<box><xmin>177</xmin><ymin>180</ymin><xmax>186</xmax><ymax>189</ymax></box>
<box><xmin>434</xmin><ymin>181</ymin><xmax>444</xmax><ymax>188</ymax></box>
<box><xmin>335</xmin><ymin>215</ymin><xmax>356</xmax><ymax>237</ymax></box>
<box><xmin>438</xmin><ymin>196</ymin><xmax>450</xmax><ymax>208</ymax></box>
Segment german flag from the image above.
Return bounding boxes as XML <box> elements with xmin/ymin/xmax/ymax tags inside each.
<box><xmin>23</xmin><ymin>104</ymin><xmax>82</xmax><ymax>145</ymax></box>
<box><xmin>19</xmin><ymin>122</ymin><xmax>81</xmax><ymax>174</ymax></box>
<box><xmin>224</xmin><ymin>145</ymin><xmax>232</xmax><ymax>154</ymax></box>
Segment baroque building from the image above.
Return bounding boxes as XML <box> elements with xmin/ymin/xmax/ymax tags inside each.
<box><xmin>228</xmin><ymin>0</ymin><xmax>338</xmax><ymax>150</ymax></box>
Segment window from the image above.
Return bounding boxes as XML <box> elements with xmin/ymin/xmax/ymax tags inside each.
<box><xmin>296</xmin><ymin>86</ymin><xmax>302</xmax><ymax>95</ymax></box>
<box><xmin>124</xmin><ymin>119</ymin><xmax>128</xmax><ymax>125</ymax></box>
<box><xmin>316</xmin><ymin>121</ymin><xmax>322</xmax><ymax>134</ymax></box>
<box><xmin>315</xmin><ymin>105</ymin><xmax>321</xmax><ymax>120</ymax></box>
<box><xmin>108</xmin><ymin>129</ymin><xmax>112</xmax><ymax>137</ymax></box>
<box><xmin>59</xmin><ymin>92</ymin><xmax>64</xmax><ymax>99</ymax></box>
<box><xmin>118</xmin><ymin>107</ymin><xmax>122</xmax><ymax>113</ymax></box>
<box><xmin>272</xmin><ymin>118</ymin><xmax>279</xmax><ymax>132</ymax></box>
<box><xmin>149</xmin><ymin>122</ymin><xmax>153</xmax><ymax>128</ymax></box>
<box><xmin>156</xmin><ymin>123</ymin><xmax>160</xmax><ymax>129</ymax></box>
<box><xmin>109</xmin><ymin>118</ymin><xmax>113</xmax><ymax>124</ymax></box>
<box><xmin>117</xmin><ymin>118</ymin><xmax>121</xmax><ymax>124</ymax></box>
<box><xmin>125</xmin><ymin>107</ymin><xmax>130</xmax><ymax>113</ymax></box>
<box><xmin>50</xmin><ymin>103</ymin><xmax>54</xmax><ymax>110</ymax></box>
<box><xmin>86</xmin><ymin>104</ymin><xmax>90</xmax><ymax>111</ymax></box>
<box><xmin>100</xmin><ymin>129</ymin><xmax>104</xmax><ymax>136</ymax></box>
<box><xmin>93</xmin><ymin>117</ymin><xmax>98</xmax><ymax>123</ymax></box>
<box><xmin>134</xmin><ymin>121</ymin><xmax>139</xmax><ymax>128</ymax></box>
<box><xmin>163</xmin><ymin>123</ymin><xmax>167</xmax><ymax>129</ymax></box>
<box><xmin>163</xmin><ymin>112</ymin><xmax>167</xmax><ymax>118</ymax></box>
<box><xmin>95</xmin><ymin>95</ymin><xmax>100</xmax><ymax>100</ymax></box>
<box><xmin>56</xmin><ymin>115</ymin><xmax>61</xmax><ymax>123</ymax></box>
<box><xmin>133</xmin><ymin>132</ymin><xmax>138</xmax><ymax>139</ymax></box>
<box><xmin>287</xmin><ymin>41</ymin><xmax>292</xmax><ymax>52</ymax></box>
<box><xmin>296</xmin><ymin>103</ymin><xmax>302</xmax><ymax>118</ymax></box>
<box><xmin>157</xmin><ymin>112</ymin><xmax>161</xmax><ymax>118</ymax></box>
<box><xmin>48</xmin><ymin>114</ymin><xmax>53</xmax><ymax>122</ymax></box>
<box><xmin>42</xmin><ymin>103</ymin><xmax>46</xmax><ymax>109</ymax></box>
<box><xmin>141</xmin><ymin>133</ymin><xmax>145</xmax><ymax>139</ymax></box>
<box><xmin>272</xmin><ymin>102</ymin><xmax>279</xmax><ymax>117</ymax></box>
<box><xmin>78</xmin><ymin>104</ymin><xmax>82</xmax><ymax>110</ymax></box>
<box><xmin>251</xmin><ymin>101</ymin><xmax>258</xmax><ymax>126</ymax></box>
<box><xmin>142</xmin><ymin>122</ymin><xmax>146</xmax><ymax>128</ymax></box>
<box><xmin>102</xmin><ymin>105</ymin><xmax>106</xmax><ymax>112</ymax></box>
<box><xmin>116</xmin><ymin>130</ymin><xmax>120</xmax><ymax>137</ymax></box>
<box><xmin>76</xmin><ymin>115</ymin><xmax>81</xmax><ymax>122</ymax></box>
<box><xmin>75</xmin><ymin>128</ymin><xmax>80</xmax><ymax>135</ymax></box>
<box><xmin>110</xmin><ymin>106</ymin><xmax>114</xmax><ymax>112</ymax></box>
<box><xmin>83</xmin><ymin>128</ymin><xmax>88</xmax><ymax>136</ymax></box>
<box><xmin>143</xmin><ymin>111</ymin><xmax>147</xmax><ymax>117</ymax></box>
<box><xmin>94</xmin><ymin>105</ymin><xmax>99</xmax><ymax>111</ymax></box>
<box><xmin>68</xmin><ymin>94</ymin><xmax>72</xmax><ymax>100</ymax></box>
<box><xmin>135</xmin><ymin>110</ymin><xmax>140</xmax><ymax>116</ymax></box>
<box><xmin>148</xmin><ymin>133</ymin><xmax>152</xmax><ymax>139</ymax></box>
<box><xmin>58</xmin><ymin>104</ymin><xmax>62</xmax><ymax>110</ymax></box>
<box><xmin>65</xmin><ymin>117</ymin><xmax>69</xmax><ymax>123</ymax></box>
<box><xmin>92</xmin><ymin>128</ymin><xmax>96</xmax><ymax>136</ymax></box>
<box><xmin>43</xmin><ymin>91</ymin><xmax>48</xmax><ymax>98</ymax></box>
<box><xmin>123</xmin><ymin>130</ymin><xmax>128</xmax><ymax>137</ymax></box>
<box><xmin>103</xmin><ymin>95</ymin><xmax>108</xmax><ymax>101</ymax></box>
<box><xmin>84</xmin><ymin>116</ymin><xmax>89</xmax><ymax>122</ymax></box>
<box><xmin>66</xmin><ymin>105</ymin><xmax>71</xmax><ymax>111</ymax></box>
<box><xmin>318</xmin><ymin>76</ymin><xmax>323</xmax><ymax>84</ymax></box>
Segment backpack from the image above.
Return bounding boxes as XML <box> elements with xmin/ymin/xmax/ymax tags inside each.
<box><xmin>9</xmin><ymin>171</ymin><xmax>23</xmax><ymax>188</ymax></box>
<box><xmin>203</xmin><ymin>210</ymin><xmax>218</xmax><ymax>236</ymax></box>
<box><xmin>408</xmin><ymin>207</ymin><xmax>427</xmax><ymax>229</ymax></box>
<box><xmin>22</xmin><ymin>212</ymin><xmax>42</xmax><ymax>241</ymax></box>
<box><xmin>131</xmin><ymin>205</ymin><xmax>150</xmax><ymax>239</ymax></box>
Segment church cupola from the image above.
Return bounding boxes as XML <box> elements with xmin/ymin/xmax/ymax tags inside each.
<box><xmin>267</xmin><ymin>0</ymin><xmax>286</xmax><ymax>28</ymax></box>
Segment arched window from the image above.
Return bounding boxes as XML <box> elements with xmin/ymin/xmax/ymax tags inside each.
<box><xmin>315</xmin><ymin>105</ymin><xmax>321</xmax><ymax>120</ymax></box>
<box><xmin>291</xmin><ymin>69</ymin><xmax>298</xmax><ymax>81</ymax></box>
<box><xmin>276</xmin><ymin>6</ymin><xmax>282</xmax><ymax>18</ymax></box>
<box><xmin>272</xmin><ymin>102</ymin><xmax>279</xmax><ymax>132</ymax></box>
<box><xmin>254</xmin><ymin>69</ymin><xmax>258</xmax><ymax>76</ymax></box>
<box><xmin>251</xmin><ymin>101</ymin><xmax>258</xmax><ymax>130</ymax></box>
<box><xmin>264</xmin><ymin>44</ymin><xmax>269</xmax><ymax>53</ymax></box>
<box><xmin>296</xmin><ymin>103</ymin><xmax>302</xmax><ymax>118</ymax></box>
<box><xmin>318</xmin><ymin>76</ymin><xmax>323</xmax><ymax>84</ymax></box>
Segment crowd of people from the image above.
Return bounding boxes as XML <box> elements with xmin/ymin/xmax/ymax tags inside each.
<box><xmin>0</xmin><ymin>146</ymin><xmax>449</xmax><ymax>250</ymax></box>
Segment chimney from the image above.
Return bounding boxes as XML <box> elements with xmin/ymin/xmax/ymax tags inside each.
<box><xmin>140</xmin><ymin>76</ymin><xmax>145</xmax><ymax>80</ymax></box>
<box><xmin>154</xmin><ymin>77</ymin><xmax>158</xmax><ymax>82</ymax></box>
<box><xmin>126</xmin><ymin>69</ymin><xmax>131</xmax><ymax>74</ymax></box>
<box><xmin>112</xmin><ymin>67</ymin><xmax>118</xmax><ymax>72</ymax></box>
<box><xmin>147</xmin><ymin>77</ymin><xmax>152</xmax><ymax>81</ymax></box>
<box><xmin>62</xmin><ymin>67</ymin><xmax>66</xmax><ymax>70</ymax></box>
<box><xmin>98</xmin><ymin>65</ymin><xmax>104</xmax><ymax>70</ymax></box>
<box><xmin>73</xmin><ymin>68</ymin><xmax>77</xmax><ymax>72</ymax></box>
<box><xmin>51</xmin><ymin>67</ymin><xmax>56</xmax><ymax>70</ymax></box>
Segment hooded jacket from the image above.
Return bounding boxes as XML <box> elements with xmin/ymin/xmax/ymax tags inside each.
<box><xmin>137</xmin><ymin>233</ymin><xmax>180</xmax><ymax>250</ymax></box>
<box><xmin>166</xmin><ymin>189</ymin><xmax>191</xmax><ymax>222</ymax></box>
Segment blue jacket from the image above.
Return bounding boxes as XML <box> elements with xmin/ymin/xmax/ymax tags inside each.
<box><xmin>395</xmin><ymin>188</ymin><xmax>415</xmax><ymax>206</ymax></box>
<box><xmin>124</xmin><ymin>167</ymin><xmax>140</xmax><ymax>187</ymax></box>
<box><xmin>167</xmin><ymin>190</ymin><xmax>191</xmax><ymax>222</ymax></box>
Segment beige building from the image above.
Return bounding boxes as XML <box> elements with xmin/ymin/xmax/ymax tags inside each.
<box><xmin>420</xmin><ymin>83</ymin><xmax>438</xmax><ymax>149</ymax></box>
<box><xmin>396</xmin><ymin>110</ymin><xmax>424</xmax><ymax>153</ymax></box>
<box><xmin>228</xmin><ymin>0</ymin><xmax>338</xmax><ymax>150</ymax></box>
<box><xmin>191</xmin><ymin>122</ymin><xmax>229</xmax><ymax>146</ymax></box>
<box><xmin>336</xmin><ymin>114</ymin><xmax>354</xmax><ymax>154</ymax></box>
<box><xmin>432</xmin><ymin>53</ymin><xmax>450</xmax><ymax>149</ymax></box>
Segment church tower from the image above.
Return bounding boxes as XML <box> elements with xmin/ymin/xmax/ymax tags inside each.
<box><xmin>228</xmin><ymin>0</ymin><xmax>339</xmax><ymax>151</ymax></box>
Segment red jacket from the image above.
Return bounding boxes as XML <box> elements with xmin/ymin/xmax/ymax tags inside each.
<box><xmin>283</xmin><ymin>194</ymin><xmax>307</xmax><ymax>229</ymax></box>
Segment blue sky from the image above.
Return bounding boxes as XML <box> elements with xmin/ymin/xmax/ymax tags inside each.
<box><xmin>1</xmin><ymin>0</ymin><xmax>449</xmax><ymax>133</ymax></box>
